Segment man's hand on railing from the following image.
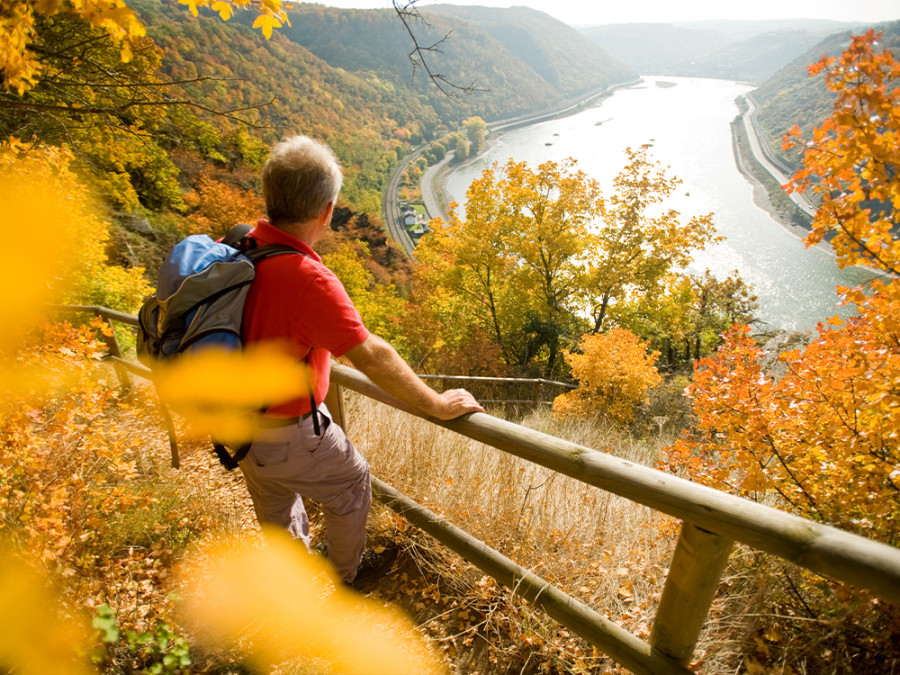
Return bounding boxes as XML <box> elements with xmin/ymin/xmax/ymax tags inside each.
<box><xmin>431</xmin><ymin>388</ymin><xmax>484</xmax><ymax>420</ymax></box>
<box><xmin>346</xmin><ymin>335</ymin><xmax>484</xmax><ymax>420</ymax></box>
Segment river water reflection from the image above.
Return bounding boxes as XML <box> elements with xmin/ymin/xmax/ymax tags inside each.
<box><xmin>444</xmin><ymin>76</ymin><xmax>874</xmax><ymax>332</ymax></box>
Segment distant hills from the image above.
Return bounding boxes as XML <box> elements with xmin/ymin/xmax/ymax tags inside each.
<box><xmin>750</xmin><ymin>20</ymin><xmax>900</xmax><ymax>164</ymax></box>
<box><xmin>580</xmin><ymin>19</ymin><xmax>863</xmax><ymax>83</ymax></box>
<box><xmin>581</xmin><ymin>17</ymin><xmax>900</xmax><ymax>168</ymax></box>
<box><xmin>424</xmin><ymin>5</ymin><xmax>632</xmax><ymax>94</ymax></box>
<box><xmin>276</xmin><ymin>3</ymin><xmax>636</xmax><ymax>124</ymax></box>
<box><xmin>126</xmin><ymin>1</ymin><xmax>636</xmax><ymax>213</ymax></box>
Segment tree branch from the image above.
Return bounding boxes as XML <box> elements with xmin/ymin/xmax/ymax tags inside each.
<box><xmin>0</xmin><ymin>95</ymin><xmax>275</xmax><ymax>127</ymax></box>
<box><xmin>391</xmin><ymin>0</ymin><xmax>485</xmax><ymax>98</ymax></box>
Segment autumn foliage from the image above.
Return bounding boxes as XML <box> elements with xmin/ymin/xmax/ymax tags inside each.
<box><xmin>0</xmin><ymin>319</ymin><xmax>200</xmax><ymax>673</ymax></box>
<box><xmin>0</xmin><ymin>0</ymin><xmax>287</xmax><ymax>95</ymax></box>
<box><xmin>181</xmin><ymin>175</ymin><xmax>264</xmax><ymax>239</ymax></box>
<box><xmin>0</xmin><ymin>141</ymin><xmax>151</xmax><ymax>321</ymax></box>
<box><xmin>553</xmin><ymin>329</ymin><xmax>662</xmax><ymax>424</ymax></box>
<box><xmin>663</xmin><ymin>317</ymin><xmax>900</xmax><ymax>543</ymax></box>
<box><xmin>410</xmin><ymin>150</ymin><xmax>721</xmax><ymax>377</ymax></box>
<box><xmin>665</xmin><ymin>30</ymin><xmax>900</xmax><ymax>545</ymax></box>
<box><xmin>784</xmin><ymin>28</ymin><xmax>900</xmax><ymax>276</ymax></box>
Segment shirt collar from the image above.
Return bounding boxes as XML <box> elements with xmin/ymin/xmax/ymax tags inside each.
<box><xmin>250</xmin><ymin>219</ymin><xmax>322</xmax><ymax>262</ymax></box>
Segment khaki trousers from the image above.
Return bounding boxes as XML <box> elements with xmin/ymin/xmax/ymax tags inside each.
<box><xmin>239</xmin><ymin>406</ymin><xmax>372</xmax><ymax>583</ymax></box>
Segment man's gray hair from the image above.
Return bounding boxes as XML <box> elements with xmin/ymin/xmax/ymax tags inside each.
<box><xmin>262</xmin><ymin>135</ymin><xmax>343</xmax><ymax>225</ymax></box>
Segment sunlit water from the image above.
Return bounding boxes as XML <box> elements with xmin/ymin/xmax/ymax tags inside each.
<box><xmin>445</xmin><ymin>76</ymin><xmax>874</xmax><ymax>332</ymax></box>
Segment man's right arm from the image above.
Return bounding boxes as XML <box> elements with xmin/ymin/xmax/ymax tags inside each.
<box><xmin>344</xmin><ymin>335</ymin><xmax>483</xmax><ymax>421</ymax></box>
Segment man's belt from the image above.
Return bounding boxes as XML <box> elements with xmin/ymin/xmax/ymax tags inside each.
<box><xmin>257</xmin><ymin>408</ymin><xmax>317</xmax><ymax>428</ymax></box>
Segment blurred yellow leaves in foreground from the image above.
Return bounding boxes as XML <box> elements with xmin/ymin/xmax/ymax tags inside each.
<box><xmin>0</xmin><ymin>548</ymin><xmax>91</xmax><ymax>675</ymax></box>
<box><xmin>0</xmin><ymin>143</ymin><xmax>76</xmax><ymax>347</ymax></box>
<box><xmin>180</xmin><ymin>528</ymin><xmax>443</xmax><ymax>674</ymax></box>
<box><xmin>0</xmin><ymin>530</ymin><xmax>443</xmax><ymax>674</ymax></box>
<box><xmin>153</xmin><ymin>345</ymin><xmax>314</xmax><ymax>447</ymax></box>
<box><xmin>0</xmin><ymin>141</ymin><xmax>149</xmax><ymax>351</ymax></box>
<box><xmin>0</xmin><ymin>141</ymin><xmax>441</xmax><ymax>672</ymax></box>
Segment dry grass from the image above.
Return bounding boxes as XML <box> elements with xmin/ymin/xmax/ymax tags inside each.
<box><xmin>340</xmin><ymin>393</ymin><xmax>865</xmax><ymax>674</ymax></box>
<box><xmin>345</xmin><ymin>393</ymin><xmax>683</xmax><ymax>673</ymax></box>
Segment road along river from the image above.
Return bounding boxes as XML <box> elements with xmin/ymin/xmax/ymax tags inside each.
<box><xmin>437</xmin><ymin>76</ymin><xmax>874</xmax><ymax>333</ymax></box>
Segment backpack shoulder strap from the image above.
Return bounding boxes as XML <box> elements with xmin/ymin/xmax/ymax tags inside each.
<box><xmin>239</xmin><ymin>236</ymin><xmax>311</xmax><ymax>264</ymax></box>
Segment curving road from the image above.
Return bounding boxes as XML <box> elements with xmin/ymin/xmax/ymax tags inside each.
<box><xmin>420</xmin><ymin>154</ymin><xmax>453</xmax><ymax>223</ymax></box>
<box><xmin>740</xmin><ymin>95</ymin><xmax>817</xmax><ymax>218</ymax></box>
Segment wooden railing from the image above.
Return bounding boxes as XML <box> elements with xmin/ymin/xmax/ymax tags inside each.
<box><xmin>416</xmin><ymin>373</ymin><xmax>576</xmax><ymax>409</ymax></box>
<box><xmin>53</xmin><ymin>306</ymin><xmax>900</xmax><ymax>675</ymax></box>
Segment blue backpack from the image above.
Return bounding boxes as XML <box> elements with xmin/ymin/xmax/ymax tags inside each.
<box><xmin>137</xmin><ymin>228</ymin><xmax>310</xmax><ymax>469</ymax></box>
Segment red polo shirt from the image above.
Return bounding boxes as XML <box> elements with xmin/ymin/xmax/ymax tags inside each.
<box><xmin>242</xmin><ymin>220</ymin><xmax>369</xmax><ymax>417</ymax></box>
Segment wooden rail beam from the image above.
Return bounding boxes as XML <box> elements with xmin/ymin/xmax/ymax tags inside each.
<box><xmin>49</xmin><ymin>304</ymin><xmax>141</xmax><ymax>327</ymax></box>
<box><xmin>330</xmin><ymin>363</ymin><xmax>900</xmax><ymax>606</ymax></box>
<box><xmin>372</xmin><ymin>477</ymin><xmax>690</xmax><ymax>675</ymax></box>
<box><xmin>650</xmin><ymin>522</ymin><xmax>735</xmax><ymax>665</ymax></box>
<box><xmin>417</xmin><ymin>374</ymin><xmax>576</xmax><ymax>390</ymax></box>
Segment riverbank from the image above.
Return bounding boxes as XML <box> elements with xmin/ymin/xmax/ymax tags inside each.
<box><xmin>422</xmin><ymin>134</ymin><xmax>505</xmax><ymax>223</ymax></box>
<box><xmin>431</xmin><ymin>82</ymin><xmax>829</xmax><ymax>254</ymax></box>
<box><xmin>422</xmin><ymin>134</ymin><xmax>515</xmax><ymax>224</ymax></box>
<box><xmin>420</xmin><ymin>155</ymin><xmax>454</xmax><ymax>224</ymax></box>
<box><xmin>730</xmin><ymin>117</ymin><xmax>814</xmax><ymax>241</ymax></box>
<box><xmin>727</xmin><ymin>109</ymin><xmax>847</xmax><ymax>261</ymax></box>
<box><xmin>419</xmin><ymin>80</ymin><xmax>645</xmax><ymax>226</ymax></box>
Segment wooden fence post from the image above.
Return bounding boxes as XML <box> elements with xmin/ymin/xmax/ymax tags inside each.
<box><xmin>97</xmin><ymin>313</ymin><xmax>132</xmax><ymax>391</ymax></box>
<box><xmin>325</xmin><ymin>381</ymin><xmax>347</xmax><ymax>431</ymax></box>
<box><xmin>650</xmin><ymin>521</ymin><xmax>735</xmax><ymax>666</ymax></box>
<box><xmin>531</xmin><ymin>380</ymin><xmax>542</xmax><ymax>407</ymax></box>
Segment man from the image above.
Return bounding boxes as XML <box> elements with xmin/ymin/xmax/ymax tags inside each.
<box><xmin>239</xmin><ymin>135</ymin><xmax>483</xmax><ymax>587</ymax></box>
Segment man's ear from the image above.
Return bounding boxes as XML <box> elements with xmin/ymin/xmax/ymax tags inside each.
<box><xmin>320</xmin><ymin>201</ymin><xmax>334</xmax><ymax>224</ymax></box>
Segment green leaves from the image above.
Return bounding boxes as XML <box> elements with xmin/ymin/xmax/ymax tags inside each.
<box><xmin>93</xmin><ymin>605</ymin><xmax>120</xmax><ymax>645</ymax></box>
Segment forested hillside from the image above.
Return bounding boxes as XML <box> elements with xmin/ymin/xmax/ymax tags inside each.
<box><xmin>582</xmin><ymin>19</ymin><xmax>855</xmax><ymax>83</ymax></box>
<box><xmin>424</xmin><ymin>5</ymin><xmax>633</xmax><ymax>95</ymax></box>
<box><xmin>132</xmin><ymin>0</ymin><xmax>436</xmax><ymax>215</ymax></box>
<box><xmin>273</xmin><ymin>3</ymin><xmax>635</xmax><ymax>123</ymax></box>
<box><xmin>752</xmin><ymin>20</ymin><xmax>900</xmax><ymax>164</ymax></box>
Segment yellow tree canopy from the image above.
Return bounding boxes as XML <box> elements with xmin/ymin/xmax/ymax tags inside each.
<box><xmin>0</xmin><ymin>0</ymin><xmax>287</xmax><ymax>94</ymax></box>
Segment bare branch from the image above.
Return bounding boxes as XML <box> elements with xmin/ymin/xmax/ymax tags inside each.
<box><xmin>46</xmin><ymin>74</ymin><xmax>247</xmax><ymax>91</ymax></box>
<box><xmin>391</xmin><ymin>0</ymin><xmax>485</xmax><ymax>98</ymax></box>
<box><xmin>0</xmin><ymin>95</ymin><xmax>275</xmax><ymax>127</ymax></box>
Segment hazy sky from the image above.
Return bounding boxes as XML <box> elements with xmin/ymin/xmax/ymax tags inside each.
<box><xmin>307</xmin><ymin>0</ymin><xmax>899</xmax><ymax>27</ymax></box>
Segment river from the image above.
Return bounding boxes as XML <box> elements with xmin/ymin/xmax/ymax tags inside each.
<box><xmin>443</xmin><ymin>76</ymin><xmax>874</xmax><ymax>333</ymax></box>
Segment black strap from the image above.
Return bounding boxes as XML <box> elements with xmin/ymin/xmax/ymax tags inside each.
<box><xmin>239</xmin><ymin>235</ymin><xmax>310</xmax><ymax>263</ymax></box>
<box><xmin>213</xmin><ymin>442</ymin><xmax>251</xmax><ymax>471</ymax></box>
<box><xmin>310</xmin><ymin>392</ymin><xmax>320</xmax><ymax>436</ymax></box>
<box><xmin>305</xmin><ymin>352</ymin><xmax>321</xmax><ymax>436</ymax></box>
